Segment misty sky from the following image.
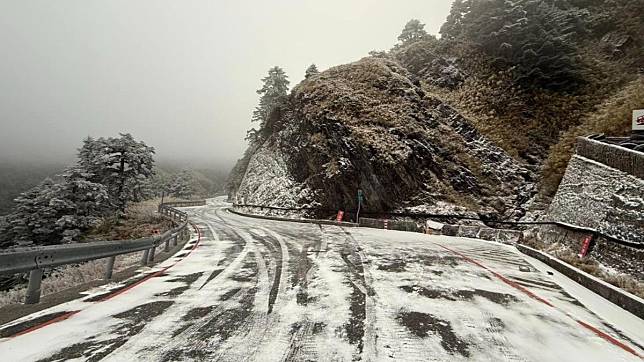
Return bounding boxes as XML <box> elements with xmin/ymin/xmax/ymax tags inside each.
<box><xmin>0</xmin><ymin>1</ymin><xmax>453</xmax><ymax>168</ymax></box>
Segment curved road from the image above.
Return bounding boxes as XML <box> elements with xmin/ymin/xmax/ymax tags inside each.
<box><xmin>0</xmin><ymin>198</ymin><xmax>642</xmax><ymax>361</ymax></box>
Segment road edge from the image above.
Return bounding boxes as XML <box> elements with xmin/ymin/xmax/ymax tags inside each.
<box><xmin>227</xmin><ymin>207</ymin><xmax>359</xmax><ymax>227</ymax></box>
<box><xmin>516</xmin><ymin>244</ymin><xmax>644</xmax><ymax>319</ymax></box>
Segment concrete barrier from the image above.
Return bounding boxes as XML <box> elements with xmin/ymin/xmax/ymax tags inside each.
<box><xmin>517</xmin><ymin>244</ymin><xmax>644</xmax><ymax>319</ymax></box>
<box><xmin>441</xmin><ymin>224</ymin><xmax>459</xmax><ymax>236</ymax></box>
<box><xmin>497</xmin><ymin>230</ymin><xmax>523</xmax><ymax>244</ymax></box>
<box><xmin>359</xmin><ymin>218</ymin><xmax>385</xmax><ymax>229</ymax></box>
<box><xmin>229</xmin><ymin>208</ymin><xmax>358</xmax><ymax>227</ymax></box>
<box><xmin>576</xmin><ymin>137</ymin><xmax>643</xmax><ymax>179</ymax></box>
<box><xmin>458</xmin><ymin>225</ymin><xmax>480</xmax><ymax>238</ymax></box>
<box><xmin>359</xmin><ymin>218</ymin><xmax>422</xmax><ymax>232</ymax></box>
<box><xmin>438</xmin><ymin>224</ymin><xmax>523</xmax><ymax>244</ymax></box>
<box><xmin>477</xmin><ymin>228</ymin><xmax>499</xmax><ymax>241</ymax></box>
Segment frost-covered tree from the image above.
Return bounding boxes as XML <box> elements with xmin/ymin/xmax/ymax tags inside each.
<box><xmin>305</xmin><ymin>64</ymin><xmax>319</xmax><ymax>79</ymax></box>
<box><xmin>0</xmin><ymin>169</ymin><xmax>110</xmax><ymax>247</ymax></box>
<box><xmin>398</xmin><ymin>19</ymin><xmax>429</xmax><ymax>44</ymax></box>
<box><xmin>51</xmin><ymin>168</ymin><xmax>111</xmax><ymax>241</ymax></box>
<box><xmin>440</xmin><ymin>0</ymin><xmax>585</xmax><ymax>90</ymax></box>
<box><xmin>167</xmin><ymin>170</ymin><xmax>195</xmax><ymax>199</ymax></box>
<box><xmin>251</xmin><ymin>66</ymin><xmax>290</xmax><ymax>140</ymax></box>
<box><xmin>439</xmin><ymin>0</ymin><xmax>472</xmax><ymax>41</ymax></box>
<box><xmin>78</xmin><ymin>133</ymin><xmax>155</xmax><ymax>213</ymax></box>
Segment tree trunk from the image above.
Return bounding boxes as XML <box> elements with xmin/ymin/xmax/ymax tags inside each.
<box><xmin>117</xmin><ymin>157</ymin><xmax>126</xmax><ymax>215</ymax></box>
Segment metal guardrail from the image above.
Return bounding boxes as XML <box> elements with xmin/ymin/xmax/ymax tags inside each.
<box><xmin>232</xmin><ymin>204</ymin><xmax>641</xmax><ymax>249</ymax></box>
<box><xmin>0</xmin><ymin>200</ymin><xmax>205</xmax><ymax>304</ymax></box>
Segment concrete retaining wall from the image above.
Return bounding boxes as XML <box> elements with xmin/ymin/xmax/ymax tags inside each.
<box><xmin>542</xmin><ymin>137</ymin><xmax>643</xmax><ymax>279</ymax></box>
<box><xmin>440</xmin><ymin>224</ymin><xmax>523</xmax><ymax>244</ymax></box>
<box><xmin>547</xmin><ymin>152</ymin><xmax>643</xmax><ymax>246</ymax></box>
<box><xmin>544</xmin><ymin>224</ymin><xmax>644</xmax><ymax>279</ymax></box>
<box><xmin>576</xmin><ymin>137</ymin><xmax>643</xmax><ymax>179</ymax></box>
<box><xmin>358</xmin><ymin>218</ymin><xmax>422</xmax><ymax>232</ymax></box>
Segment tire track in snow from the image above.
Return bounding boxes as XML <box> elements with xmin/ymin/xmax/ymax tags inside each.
<box><xmin>328</xmin><ymin>226</ymin><xmax>378</xmax><ymax>360</ymax></box>
<box><xmin>106</xmin><ymin>207</ymin><xmax>260</xmax><ymax>360</ymax></box>
<box><xmin>248</xmin><ymin>229</ymin><xmax>283</xmax><ymax>314</ymax></box>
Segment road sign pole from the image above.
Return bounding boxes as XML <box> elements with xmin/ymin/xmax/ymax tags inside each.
<box><xmin>356</xmin><ymin>200</ymin><xmax>361</xmax><ymax>224</ymax></box>
<box><xmin>356</xmin><ymin>189</ymin><xmax>363</xmax><ymax>224</ymax></box>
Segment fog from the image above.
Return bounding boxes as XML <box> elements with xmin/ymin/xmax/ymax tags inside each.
<box><xmin>0</xmin><ymin>0</ymin><xmax>452</xmax><ymax>169</ymax></box>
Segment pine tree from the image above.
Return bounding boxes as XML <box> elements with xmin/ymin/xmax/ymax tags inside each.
<box><xmin>0</xmin><ymin>169</ymin><xmax>109</xmax><ymax>247</ymax></box>
<box><xmin>305</xmin><ymin>64</ymin><xmax>319</xmax><ymax>79</ymax></box>
<box><xmin>398</xmin><ymin>19</ymin><xmax>429</xmax><ymax>44</ymax></box>
<box><xmin>439</xmin><ymin>0</ymin><xmax>585</xmax><ymax>90</ymax></box>
<box><xmin>78</xmin><ymin>133</ymin><xmax>155</xmax><ymax>213</ymax></box>
<box><xmin>439</xmin><ymin>0</ymin><xmax>472</xmax><ymax>40</ymax></box>
<box><xmin>168</xmin><ymin>170</ymin><xmax>195</xmax><ymax>199</ymax></box>
<box><xmin>52</xmin><ymin>167</ymin><xmax>111</xmax><ymax>242</ymax></box>
<box><xmin>250</xmin><ymin>66</ymin><xmax>290</xmax><ymax>140</ymax></box>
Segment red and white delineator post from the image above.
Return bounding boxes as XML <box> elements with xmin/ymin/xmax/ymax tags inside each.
<box><xmin>578</xmin><ymin>235</ymin><xmax>592</xmax><ymax>258</ymax></box>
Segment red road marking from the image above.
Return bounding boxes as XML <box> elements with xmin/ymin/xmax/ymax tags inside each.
<box><xmin>576</xmin><ymin>319</ymin><xmax>641</xmax><ymax>357</ymax></box>
<box><xmin>6</xmin><ymin>221</ymin><xmax>203</xmax><ymax>338</ymax></box>
<box><xmin>435</xmin><ymin>242</ymin><xmax>641</xmax><ymax>358</ymax></box>
<box><xmin>97</xmin><ymin>221</ymin><xmax>202</xmax><ymax>301</ymax></box>
<box><xmin>12</xmin><ymin>311</ymin><xmax>80</xmax><ymax>338</ymax></box>
<box><xmin>436</xmin><ymin>244</ymin><xmax>554</xmax><ymax>307</ymax></box>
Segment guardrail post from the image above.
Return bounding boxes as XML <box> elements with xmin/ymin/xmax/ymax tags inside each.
<box><xmin>164</xmin><ymin>238</ymin><xmax>170</xmax><ymax>252</ymax></box>
<box><xmin>104</xmin><ymin>256</ymin><xmax>116</xmax><ymax>280</ymax></box>
<box><xmin>141</xmin><ymin>249</ymin><xmax>150</xmax><ymax>266</ymax></box>
<box><xmin>25</xmin><ymin>269</ymin><xmax>44</xmax><ymax>304</ymax></box>
<box><xmin>148</xmin><ymin>246</ymin><xmax>156</xmax><ymax>263</ymax></box>
<box><xmin>172</xmin><ymin>235</ymin><xmax>178</xmax><ymax>246</ymax></box>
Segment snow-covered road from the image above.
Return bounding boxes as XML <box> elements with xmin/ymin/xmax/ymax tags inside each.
<box><xmin>0</xmin><ymin>198</ymin><xmax>642</xmax><ymax>361</ymax></box>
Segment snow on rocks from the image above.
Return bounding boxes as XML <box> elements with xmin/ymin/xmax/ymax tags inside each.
<box><xmin>234</xmin><ymin>144</ymin><xmax>313</xmax><ymax>210</ymax></box>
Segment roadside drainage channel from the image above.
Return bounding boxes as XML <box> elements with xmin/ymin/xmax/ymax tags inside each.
<box><xmin>516</xmin><ymin>244</ymin><xmax>644</xmax><ymax>320</ymax></box>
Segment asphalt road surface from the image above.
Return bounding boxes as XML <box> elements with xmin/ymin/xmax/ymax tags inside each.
<box><xmin>0</xmin><ymin>198</ymin><xmax>642</xmax><ymax>361</ymax></box>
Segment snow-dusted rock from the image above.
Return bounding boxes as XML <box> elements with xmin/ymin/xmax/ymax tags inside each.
<box><xmin>230</xmin><ymin>57</ymin><xmax>534</xmax><ymax>219</ymax></box>
<box><xmin>234</xmin><ymin>144</ymin><xmax>312</xmax><ymax>208</ymax></box>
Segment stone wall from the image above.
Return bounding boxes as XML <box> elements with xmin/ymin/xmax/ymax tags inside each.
<box><xmin>547</xmin><ymin>139</ymin><xmax>644</xmax><ymax>245</ymax></box>
<box><xmin>543</xmin><ymin>137</ymin><xmax>643</xmax><ymax>277</ymax></box>
<box><xmin>576</xmin><ymin>137</ymin><xmax>643</xmax><ymax>179</ymax></box>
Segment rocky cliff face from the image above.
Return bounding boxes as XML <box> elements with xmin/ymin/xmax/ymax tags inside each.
<box><xmin>231</xmin><ymin>57</ymin><xmax>536</xmax><ymax>219</ymax></box>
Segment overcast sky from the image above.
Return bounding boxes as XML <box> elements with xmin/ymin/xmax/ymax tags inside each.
<box><xmin>0</xmin><ymin>0</ymin><xmax>453</xmax><ymax>169</ymax></box>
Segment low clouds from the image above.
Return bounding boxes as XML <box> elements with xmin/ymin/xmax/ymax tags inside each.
<box><xmin>0</xmin><ymin>0</ymin><xmax>452</xmax><ymax>167</ymax></box>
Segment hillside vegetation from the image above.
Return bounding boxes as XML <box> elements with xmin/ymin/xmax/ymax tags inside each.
<box><xmin>228</xmin><ymin>0</ymin><xmax>643</xmax><ymax>218</ymax></box>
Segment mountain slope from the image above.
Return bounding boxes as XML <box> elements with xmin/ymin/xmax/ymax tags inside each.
<box><xmin>233</xmin><ymin>58</ymin><xmax>534</xmax><ymax>219</ymax></box>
